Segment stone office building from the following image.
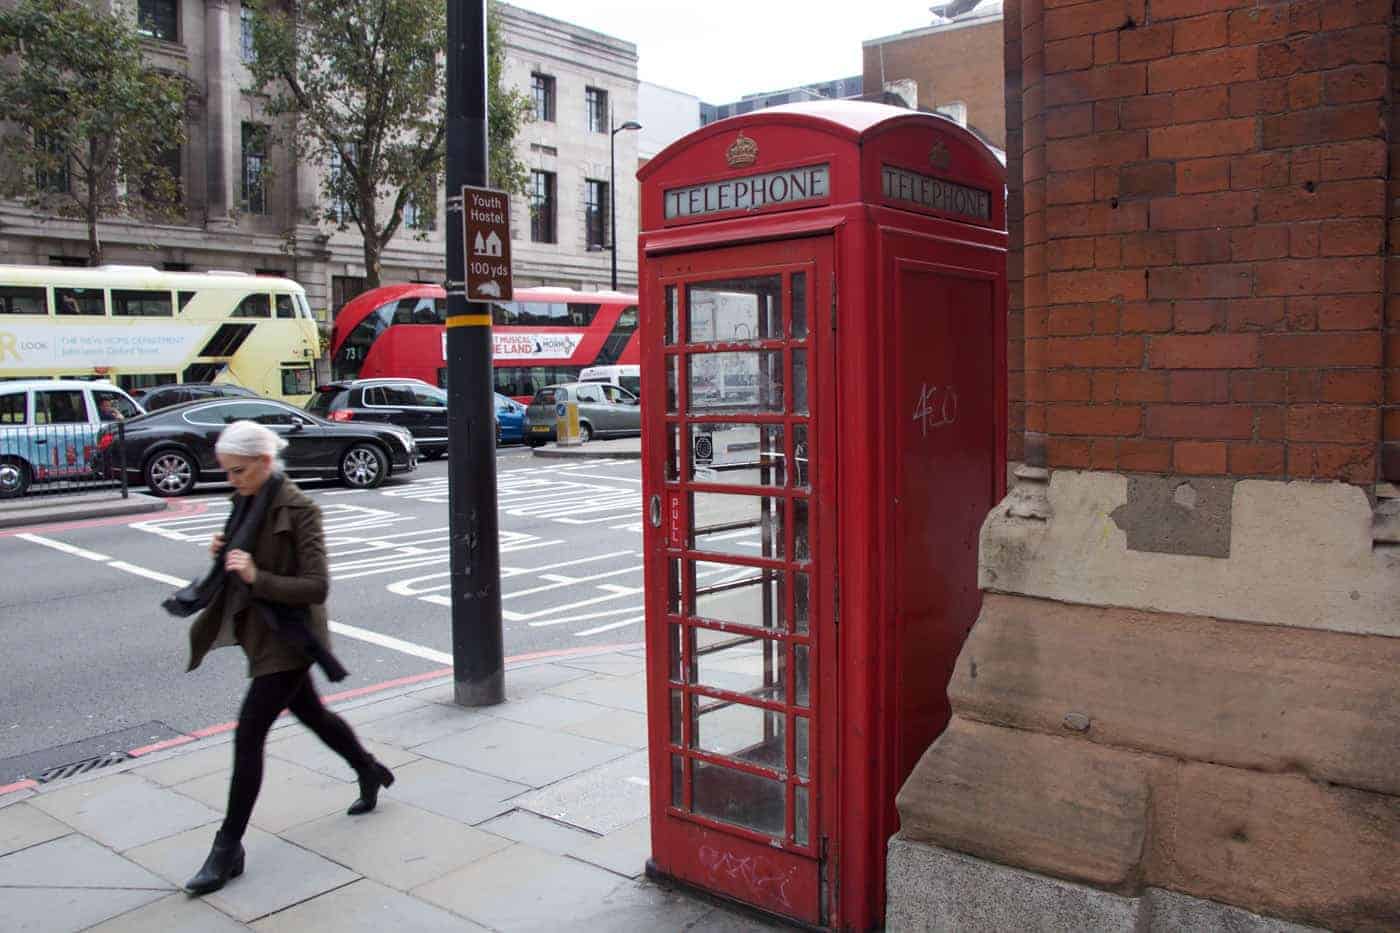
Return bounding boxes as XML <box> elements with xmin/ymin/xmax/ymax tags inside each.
<box><xmin>0</xmin><ymin>1</ymin><xmax>641</xmax><ymax>319</ymax></box>
<box><xmin>887</xmin><ymin>1</ymin><xmax>1400</xmax><ymax>930</ymax></box>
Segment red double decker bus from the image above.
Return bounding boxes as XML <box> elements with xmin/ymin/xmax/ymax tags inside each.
<box><xmin>329</xmin><ymin>284</ymin><xmax>639</xmax><ymax>401</ymax></box>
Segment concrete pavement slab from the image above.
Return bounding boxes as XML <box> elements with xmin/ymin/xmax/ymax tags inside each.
<box><xmin>564</xmin><ymin>876</ymin><xmax>720</xmax><ymax>931</ymax></box>
<box><xmin>283</xmin><ymin>799</ymin><xmax>511</xmax><ymax>891</ymax></box>
<box><xmin>28</xmin><ymin>772</ymin><xmax>219</xmax><ymax>852</ymax></box>
<box><xmin>0</xmin><ymin>492</ymin><xmax>166</xmax><ymax>529</ymax></box>
<box><xmin>409</xmin><ymin>661</ymin><xmax>594</xmax><ymax>704</ymax></box>
<box><xmin>264</xmin><ymin>732</ymin><xmax>418</xmax><ymax>781</ymax></box>
<box><xmin>412</xmin><ymin>841</ymin><xmax>629</xmax><ymax>931</ymax></box>
<box><xmin>413</xmin><ymin>717</ymin><xmax>632</xmax><ymax>788</ymax></box>
<box><xmin>478</xmin><ymin>808</ymin><xmax>600</xmax><ymax>855</ymax></box>
<box><xmin>563</xmin><ymin>709</ymin><xmax>650</xmax><ymax>749</ymax></box>
<box><xmin>250</xmin><ymin>878</ymin><xmax>487</xmax><ymax>933</ymax></box>
<box><xmin>7</xmin><ymin>885</ymin><xmax>170</xmax><ymax>933</ymax></box>
<box><xmin>356</xmin><ymin>697</ymin><xmax>498</xmax><ymax>748</ymax></box>
<box><xmin>0</xmin><ymin>801</ymin><xmax>72</xmax><ymax>856</ymax></box>
<box><xmin>336</xmin><ymin>693</ymin><xmax>435</xmax><ymax>727</ymax></box>
<box><xmin>85</xmin><ymin>893</ymin><xmax>249</xmax><ymax>932</ymax></box>
<box><xmin>172</xmin><ymin>757</ymin><xmax>352</xmax><ymax>835</ymax></box>
<box><xmin>0</xmin><ymin>832</ymin><xmax>170</xmax><ymax>889</ymax></box>
<box><xmin>556</xmin><ymin>654</ymin><xmax>648</xmax><ymax>677</ymax></box>
<box><xmin>385</xmin><ymin>757</ymin><xmax>528</xmax><ymax>827</ymax></box>
<box><xmin>514</xmin><ymin>749</ymin><xmax>651</xmax><ymax>836</ymax></box>
<box><xmin>125</xmin><ymin>826</ymin><xmax>358</xmax><ymax>923</ymax></box>
<box><xmin>545</xmin><ymin>672</ymin><xmax>649</xmax><ymax>714</ymax></box>
<box><xmin>568</xmin><ymin>817</ymin><xmax>651</xmax><ymax>879</ymax></box>
<box><xmin>686</xmin><ymin>905</ymin><xmax>790</xmax><ymax>931</ymax></box>
<box><xmin>129</xmin><ymin>744</ymin><xmax>232</xmax><ymax>788</ymax></box>
<box><xmin>491</xmin><ymin>692</ymin><xmax>620</xmax><ymax>730</ymax></box>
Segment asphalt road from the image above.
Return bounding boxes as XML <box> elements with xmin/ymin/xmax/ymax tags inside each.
<box><xmin>0</xmin><ymin>448</ymin><xmax>645</xmax><ymax>781</ymax></box>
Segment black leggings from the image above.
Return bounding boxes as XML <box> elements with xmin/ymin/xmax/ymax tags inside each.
<box><xmin>221</xmin><ymin>667</ymin><xmax>371</xmax><ymax>841</ymax></box>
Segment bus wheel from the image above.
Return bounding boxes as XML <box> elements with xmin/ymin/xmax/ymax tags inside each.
<box><xmin>0</xmin><ymin>458</ymin><xmax>31</xmax><ymax>499</ymax></box>
<box><xmin>341</xmin><ymin>444</ymin><xmax>388</xmax><ymax>489</ymax></box>
<box><xmin>145</xmin><ymin>450</ymin><xmax>197</xmax><ymax>497</ymax></box>
<box><xmin>578</xmin><ymin>422</ymin><xmax>593</xmax><ymax>443</ymax></box>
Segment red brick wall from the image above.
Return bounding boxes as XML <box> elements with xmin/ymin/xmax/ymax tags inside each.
<box><xmin>1011</xmin><ymin>0</ymin><xmax>1392</xmax><ymax>484</ymax></box>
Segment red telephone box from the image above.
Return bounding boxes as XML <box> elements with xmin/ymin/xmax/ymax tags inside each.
<box><xmin>638</xmin><ymin>102</ymin><xmax>1006</xmax><ymax>930</ymax></box>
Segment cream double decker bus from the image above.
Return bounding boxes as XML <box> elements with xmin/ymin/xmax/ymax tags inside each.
<box><xmin>0</xmin><ymin>265</ymin><xmax>320</xmax><ymax>404</ymax></box>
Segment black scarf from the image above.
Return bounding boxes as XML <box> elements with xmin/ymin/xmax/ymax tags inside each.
<box><xmin>163</xmin><ymin>473</ymin><xmax>347</xmax><ymax>682</ymax></box>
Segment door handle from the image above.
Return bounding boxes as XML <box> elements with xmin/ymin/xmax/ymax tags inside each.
<box><xmin>649</xmin><ymin>493</ymin><xmax>662</xmax><ymax>528</ymax></box>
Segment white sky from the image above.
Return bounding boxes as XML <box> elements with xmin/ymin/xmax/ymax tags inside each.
<box><xmin>505</xmin><ymin>1</ymin><xmax>936</xmax><ymax>103</ymax></box>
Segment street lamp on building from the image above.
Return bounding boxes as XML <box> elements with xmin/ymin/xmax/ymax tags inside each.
<box><xmin>610</xmin><ymin>119</ymin><xmax>642</xmax><ymax>290</ymax></box>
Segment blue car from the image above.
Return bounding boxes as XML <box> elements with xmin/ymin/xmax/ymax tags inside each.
<box><xmin>494</xmin><ymin>392</ymin><xmax>526</xmax><ymax>444</ymax></box>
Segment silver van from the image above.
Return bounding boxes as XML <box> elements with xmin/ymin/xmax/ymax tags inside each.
<box><xmin>524</xmin><ymin>382</ymin><xmax>640</xmax><ymax>446</ymax></box>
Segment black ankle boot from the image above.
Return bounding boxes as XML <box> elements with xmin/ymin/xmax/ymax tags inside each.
<box><xmin>184</xmin><ymin>830</ymin><xmax>244</xmax><ymax>895</ymax></box>
<box><xmin>347</xmin><ymin>759</ymin><xmax>394</xmax><ymax>815</ymax></box>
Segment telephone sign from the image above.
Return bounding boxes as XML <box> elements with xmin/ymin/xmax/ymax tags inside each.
<box><xmin>461</xmin><ymin>185</ymin><xmax>513</xmax><ymax>301</ymax></box>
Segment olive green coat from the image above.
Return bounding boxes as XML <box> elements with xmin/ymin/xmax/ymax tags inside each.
<box><xmin>186</xmin><ymin>480</ymin><xmax>332</xmax><ymax>679</ymax></box>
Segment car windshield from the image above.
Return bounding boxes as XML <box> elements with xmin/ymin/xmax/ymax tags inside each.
<box><xmin>532</xmin><ymin>388</ymin><xmax>556</xmax><ymax>405</ymax></box>
<box><xmin>306</xmin><ymin>389</ymin><xmax>342</xmax><ymax>415</ymax></box>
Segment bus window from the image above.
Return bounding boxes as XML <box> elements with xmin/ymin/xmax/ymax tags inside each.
<box><xmin>293</xmin><ymin>293</ymin><xmax>314</xmax><ymax>320</ymax></box>
<box><xmin>233</xmin><ymin>293</ymin><xmax>271</xmax><ymax>318</ymax></box>
<box><xmin>112</xmin><ymin>289</ymin><xmax>173</xmax><ymax>317</ymax></box>
<box><xmin>0</xmin><ymin>285</ymin><xmax>46</xmax><ymax>315</ymax></box>
<box><xmin>183</xmin><ymin>363</ymin><xmax>225</xmax><ymax>383</ymax></box>
<box><xmin>55</xmin><ymin>288</ymin><xmax>105</xmax><ymax>316</ymax></box>
<box><xmin>119</xmin><ymin>373</ymin><xmax>178</xmax><ymax>392</ymax></box>
<box><xmin>331</xmin><ymin>299</ymin><xmax>396</xmax><ymax>380</ymax></box>
<box><xmin>595</xmin><ymin>305</ymin><xmax>639</xmax><ymax>365</ymax></box>
<box><xmin>280</xmin><ymin>365</ymin><xmax>314</xmax><ymax>396</ymax></box>
<box><xmin>178</xmin><ymin>290</ymin><xmax>198</xmax><ymax>311</ymax></box>
<box><xmin>275</xmin><ymin>294</ymin><xmax>297</xmax><ymax>319</ymax></box>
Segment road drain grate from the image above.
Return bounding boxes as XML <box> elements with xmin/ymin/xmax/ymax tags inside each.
<box><xmin>38</xmin><ymin>751</ymin><xmax>132</xmax><ymax>784</ymax></box>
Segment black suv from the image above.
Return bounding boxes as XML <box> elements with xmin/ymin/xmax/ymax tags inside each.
<box><xmin>134</xmin><ymin>383</ymin><xmax>259</xmax><ymax>411</ymax></box>
<box><xmin>307</xmin><ymin>378</ymin><xmax>449</xmax><ymax>459</ymax></box>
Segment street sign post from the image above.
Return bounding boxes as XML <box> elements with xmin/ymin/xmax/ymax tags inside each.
<box><xmin>461</xmin><ymin>185</ymin><xmax>513</xmax><ymax>301</ymax></box>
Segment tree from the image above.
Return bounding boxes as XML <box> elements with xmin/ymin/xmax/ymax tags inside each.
<box><xmin>247</xmin><ymin>0</ymin><xmax>532</xmax><ymax>289</ymax></box>
<box><xmin>0</xmin><ymin>0</ymin><xmax>188</xmax><ymax>265</ymax></box>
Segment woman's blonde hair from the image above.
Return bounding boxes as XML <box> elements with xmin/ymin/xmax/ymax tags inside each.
<box><xmin>215</xmin><ymin>420</ymin><xmax>288</xmax><ymax>471</ymax></box>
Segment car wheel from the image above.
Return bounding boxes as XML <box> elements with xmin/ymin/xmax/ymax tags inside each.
<box><xmin>340</xmin><ymin>443</ymin><xmax>388</xmax><ymax>489</ymax></box>
<box><xmin>145</xmin><ymin>449</ymin><xmax>197</xmax><ymax>497</ymax></box>
<box><xmin>495</xmin><ymin>422</ymin><xmax>503</xmax><ymax>446</ymax></box>
<box><xmin>0</xmin><ymin>458</ymin><xmax>31</xmax><ymax>499</ymax></box>
<box><xmin>578</xmin><ymin>422</ymin><xmax>593</xmax><ymax>443</ymax></box>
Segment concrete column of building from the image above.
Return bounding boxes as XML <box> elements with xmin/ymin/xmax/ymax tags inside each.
<box><xmin>887</xmin><ymin>2</ymin><xmax>1400</xmax><ymax>931</ymax></box>
<box><xmin>204</xmin><ymin>0</ymin><xmax>236</xmax><ymax>229</ymax></box>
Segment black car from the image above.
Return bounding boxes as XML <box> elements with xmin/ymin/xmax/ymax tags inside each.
<box><xmin>307</xmin><ymin>378</ymin><xmax>449</xmax><ymax>460</ymax></box>
<box><xmin>133</xmin><ymin>382</ymin><xmax>260</xmax><ymax>411</ymax></box>
<box><xmin>94</xmin><ymin>397</ymin><xmax>417</xmax><ymax>497</ymax></box>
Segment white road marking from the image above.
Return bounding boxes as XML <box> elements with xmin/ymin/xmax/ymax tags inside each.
<box><xmin>328</xmin><ymin>620</ymin><xmax>452</xmax><ymax>664</ymax></box>
<box><xmin>15</xmin><ymin>534</ymin><xmax>111</xmax><ymax>563</ymax></box>
<box><xmin>574</xmin><ymin>615</ymin><xmax>646</xmax><ymax>637</ymax></box>
<box><xmin>106</xmin><ymin>561</ymin><xmax>189</xmax><ymax>587</ymax></box>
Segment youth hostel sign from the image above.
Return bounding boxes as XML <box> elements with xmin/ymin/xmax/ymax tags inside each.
<box><xmin>665</xmin><ymin>164</ymin><xmax>829</xmax><ymax>219</ymax></box>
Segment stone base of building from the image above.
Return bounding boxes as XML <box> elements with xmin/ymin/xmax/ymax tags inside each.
<box><xmin>888</xmin><ymin>471</ymin><xmax>1400</xmax><ymax>932</ymax></box>
<box><xmin>885</xmin><ymin>840</ymin><xmax>1322</xmax><ymax>933</ymax></box>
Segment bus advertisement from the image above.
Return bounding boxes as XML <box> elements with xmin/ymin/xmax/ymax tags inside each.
<box><xmin>0</xmin><ymin>265</ymin><xmax>321</xmax><ymax>404</ymax></box>
<box><xmin>330</xmin><ymin>284</ymin><xmax>639</xmax><ymax>402</ymax></box>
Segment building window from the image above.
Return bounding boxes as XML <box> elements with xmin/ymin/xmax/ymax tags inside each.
<box><xmin>240</xmin><ymin>5</ymin><xmax>257</xmax><ymax>63</ymax></box>
<box><xmin>585</xmin><ymin>87</ymin><xmax>608</xmax><ymax>133</ymax></box>
<box><xmin>584</xmin><ymin>179</ymin><xmax>608</xmax><ymax>250</ymax></box>
<box><xmin>34</xmin><ymin>133</ymin><xmax>69</xmax><ymax>194</ymax></box>
<box><xmin>332</xmin><ymin>275</ymin><xmax>365</xmax><ymax>318</ymax></box>
<box><xmin>328</xmin><ymin>146</ymin><xmax>358</xmax><ymax>225</ymax></box>
<box><xmin>404</xmin><ymin>176</ymin><xmax>436</xmax><ymax>231</ymax></box>
<box><xmin>529</xmin><ymin>170</ymin><xmax>556</xmax><ymax>243</ymax></box>
<box><xmin>137</xmin><ymin>0</ymin><xmax>178</xmax><ymax>42</ymax></box>
<box><xmin>241</xmin><ymin>122</ymin><xmax>268</xmax><ymax>215</ymax></box>
<box><xmin>139</xmin><ymin>143</ymin><xmax>182</xmax><ymax>205</ymax></box>
<box><xmin>531</xmin><ymin>73</ymin><xmax>555</xmax><ymax>122</ymax></box>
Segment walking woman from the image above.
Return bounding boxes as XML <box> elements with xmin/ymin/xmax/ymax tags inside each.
<box><xmin>165</xmin><ymin>421</ymin><xmax>394</xmax><ymax>895</ymax></box>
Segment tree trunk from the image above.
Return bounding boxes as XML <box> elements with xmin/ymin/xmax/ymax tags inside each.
<box><xmin>86</xmin><ymin>139</ymin><xmax>103</xmax><ymax>266</ymax></box>
<box><xmin>359</xmin><ymin>189</ymin><xmax>381</xmax><ymax>289</ymax></box>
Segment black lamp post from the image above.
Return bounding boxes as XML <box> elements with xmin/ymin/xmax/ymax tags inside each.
<box><xmin>610</xmin><ymin>118</ymin><xmax>642</xmax><ymax>290</ymax></box>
